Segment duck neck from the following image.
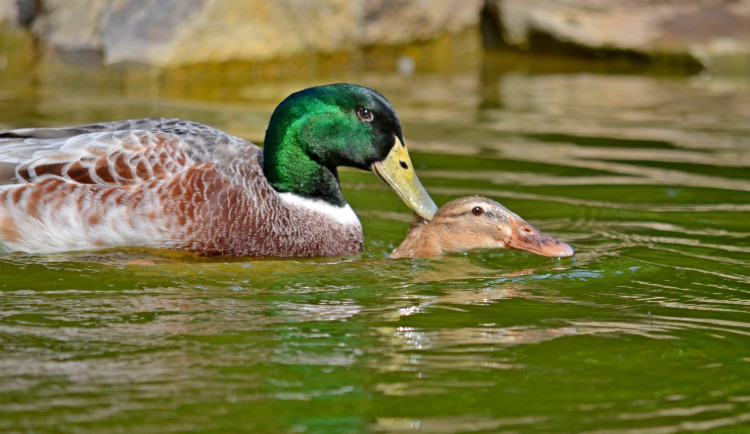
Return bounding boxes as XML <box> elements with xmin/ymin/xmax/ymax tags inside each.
<box><xmin>262</xmin><ymin>130</ymin><xmax>347</xmax><ymax>207</ymax></box>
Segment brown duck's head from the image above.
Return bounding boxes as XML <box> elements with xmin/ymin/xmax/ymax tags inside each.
<box><xmin>390</xmin><ymin>196</ymin><xmax>575</xmax><ymax>259</ymax></box>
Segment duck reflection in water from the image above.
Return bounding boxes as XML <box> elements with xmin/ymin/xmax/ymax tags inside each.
<box><xmin>391</xmin><ymin>196</ymin><xmax>574</xmax><ymax>259</ymax></box>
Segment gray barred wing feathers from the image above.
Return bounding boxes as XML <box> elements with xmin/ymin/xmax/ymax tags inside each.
<box><xmin>0</xmin><ymin>118</ymin><xmax>251</xmax><ymax>186</ymax></box>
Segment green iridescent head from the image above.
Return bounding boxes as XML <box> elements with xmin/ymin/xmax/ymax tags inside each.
<box><xmin>263</xmin><ymin>83</ymin><xmax>437</xmax><ymax>220</ymax></box>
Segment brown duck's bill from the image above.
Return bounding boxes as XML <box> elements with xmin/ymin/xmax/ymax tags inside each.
<box><xmin>505</xmin><ymin>215</ymin><xmax>575</xmax><ymax>258</ymax></box>
<box><xmin>371</xmin><ymin>137</ymin><xmax>438</xmax><ymax>221</ymax></box>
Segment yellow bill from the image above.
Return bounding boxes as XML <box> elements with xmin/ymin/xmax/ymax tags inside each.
<box><xmin>371</xmin><ymin>137</ymin><xmax>438</xmax><ymax>221</ymax></box>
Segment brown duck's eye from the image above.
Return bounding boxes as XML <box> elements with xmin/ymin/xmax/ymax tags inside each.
<box><xmin>471</xmin><ymin>206</ymin><xmax>484</xmax><ymax>216</ymax></box>
<box><xmin>357</xmin><ymin>108</ymin><xmax>374</xmax><ymax>122</ymax></box>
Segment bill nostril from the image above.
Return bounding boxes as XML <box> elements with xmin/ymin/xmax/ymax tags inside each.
<box><xmin>399</xmin><ymin>160</ymin><xmax>408</xmax><ymax>170</ymax></box>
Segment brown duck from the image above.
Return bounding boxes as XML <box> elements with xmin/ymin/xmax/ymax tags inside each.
<box><xmin>391</xmin><ymin>196</ymin><xmax>574</xmax><ymax>259</ymax></box>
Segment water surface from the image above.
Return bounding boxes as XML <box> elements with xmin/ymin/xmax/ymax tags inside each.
<box><xmin>1</xmin><ymin>56</ymin><xmax>750</xmax><ymax>433</ymax></box>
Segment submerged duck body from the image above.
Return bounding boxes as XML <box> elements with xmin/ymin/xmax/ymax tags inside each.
<box><xmin>391</xmin><ymin>196</ymin><xmax>574</xmax><ymax>259</ymax></box>
<box><xmin>0</xmin><ymin>84</ymin><xmax>437</xmax><ymax>257</ymax></box>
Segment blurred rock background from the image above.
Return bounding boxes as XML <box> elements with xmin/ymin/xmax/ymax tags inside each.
<box><xmin>1</xmin><ymin>0</ymin><xmax>481</xmax><ymax>66</ymax></box>
<box><xmin>1</xmin><ymin>0</ymin><xmax>750</xmax><ymax>74</ymax></box>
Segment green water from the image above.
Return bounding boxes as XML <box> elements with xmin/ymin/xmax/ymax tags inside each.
<box><xmin>1</xmin><ymin>54</ymin><xmax>750</xmax><ymax>433</ymax></box>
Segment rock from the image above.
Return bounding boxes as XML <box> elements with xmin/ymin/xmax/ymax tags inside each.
<box><xmin>33</xmin><ymin>0</ymin><xmax>107</xmax><ymax>53</ymax></box>
<box><xmin>0</xmin><ymin>0</ymin><xmax>37</xmax><ymax>83</ymax></box>
<box><xmin>361</xmin><ymin>0</ymin><xmax>482</xmax><ymax>46</ymax></box>
<box><xmin>32</xmin><ymin>0</ymin><xmax>483</xmax><ymax>66</ymax></box>
<box><xmin>481</xmin><ymin>0</ymin><xmax>750</xmax><ymax>72</ymax></box>
<box><xmin>156</xmin><ymin>0</ymin><xmax>359</xmax><ymax>66</ymax></box>
<box><xmin>0</xmin><ymin>0</ymin><xmax>18</xmax><ymax>26</ymax></box>
<box><xmin>102</xmin><ymin>0</ymin><xmax>207</xmax><ymax>64</ymax></box>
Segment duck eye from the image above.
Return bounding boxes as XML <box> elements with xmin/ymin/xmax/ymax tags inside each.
<box><xmin>357</xmin><ymin>108</ymin><xmax>374</xmax><ymax>122</ymax></box>
<box><xmin>471</xmin><ymin>206</ymin><xmax>484</xmax><ymax>216</ymax></box>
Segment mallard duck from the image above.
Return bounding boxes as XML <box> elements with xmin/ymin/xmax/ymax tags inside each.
<box><xmin>0</xmin><ymin>83</ymin><xmax>438</xmax><ymax>257</ymax></box>
<box><xmin>390</xmin><ymin>196</ymin><xmax>574</xmax><ymax>259</ymax></box>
